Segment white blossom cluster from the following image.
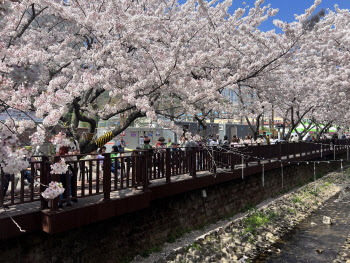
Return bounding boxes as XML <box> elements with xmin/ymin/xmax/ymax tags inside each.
<box><xmin>41</xmin><ymin>181</ymin><xmax>65</xmax><ymax>200</ymax></box>
<box><xmin>0</xmin><ymin>129</ymin><xmax>29</xmax><ymax>174</ymax></box>
<box><xmin>50</xmin><ymin>158</ymin><xmax>68</xmax><ymax>175</ymax></box>
<box><xmin>50</xmin><ymin>132</ymin><xmax>71</xmax><ymax>148</ymax></box>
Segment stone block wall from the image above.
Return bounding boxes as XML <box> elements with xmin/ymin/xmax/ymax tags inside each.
<box><xmin>0</xmin><ymin>156</ymin><xmax>347</xmax><ymax>263</ymax></box>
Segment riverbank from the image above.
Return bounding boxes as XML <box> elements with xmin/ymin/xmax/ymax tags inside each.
<box><xmin>137</xmin><ymin>169</ymin><xmax>350</xmax><ymax>263</ymax></box>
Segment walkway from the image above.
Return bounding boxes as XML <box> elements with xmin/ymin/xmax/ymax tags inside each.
<box><xmin>0</xmin><ymin>140</ymin><xmax>348</xmax><ymax>239</ymax></box>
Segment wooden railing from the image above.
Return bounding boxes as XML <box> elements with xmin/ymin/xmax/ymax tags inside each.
<box><xmin>1</xmin><ymin>139</ymin><xmax>349</xmax><ymax>211</ymax></box>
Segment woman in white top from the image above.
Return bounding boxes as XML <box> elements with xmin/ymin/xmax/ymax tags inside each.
<box><xmin>256</xmin><ymin>136</ymin><xmax>264</xmax><ymax>144</ymax></box>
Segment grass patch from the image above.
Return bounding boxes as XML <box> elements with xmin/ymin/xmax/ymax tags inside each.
<box><xmin>243</xmin><ymin>209</ymin><xmax>277</xmax><ymax>235</ymax></box>
<box><xmin>291</xmin><ymin>195</ymin><xmax>303</xmax><ymax>204</ymax></box>
<box><xmin>303</xmin><ymin>187</ymin><xmax>318</xmax><ymax>197</ymax></box>
<box><xmin>287</xmin><ymin>207</ymin><xmax>296</xmax><ymax>214</ymax></box>
<box><xmin>319</xmin><ymin>181</ymin><xmax>332</xmax><ymax>190</ymax></box>
<box><xmin>185</xmin><ymin>242</ymin><xmax>202</xmax><ymax>252</ymax></box>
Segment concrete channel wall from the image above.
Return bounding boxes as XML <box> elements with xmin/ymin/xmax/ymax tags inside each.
<box><xmin>0</xmin><ymin>155</ymin><xmax>347</xmax><ymax>263</ymax></box>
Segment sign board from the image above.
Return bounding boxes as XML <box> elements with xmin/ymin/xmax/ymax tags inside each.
<box><xmin>148</xmin><ymin>133</ymin><xmax>153</xmax><ymax>137</ymax></box>
<box><xmin>120</xmin><ymin>131</ymin><xmax>126</xmax><ymax>136</ymax></box>
<box><xmin>131</xmin><ymin>132</ymin><xmax>137</xmax><ymax>137</ymax></box>
<box><xmin>155</xmin><ymin>131</ymin><xmax>160</xmax><ymax>136</ymax></box>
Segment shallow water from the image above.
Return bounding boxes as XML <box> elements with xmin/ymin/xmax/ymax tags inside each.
<box><xmin>254</xmin><ymin>191</ymin><xmax>350</xmax><ymax>263</ymax></box>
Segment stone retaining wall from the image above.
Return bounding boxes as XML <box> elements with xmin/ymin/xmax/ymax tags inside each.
<box><xmin>0</xmin><ymin>156</ymin><xmax>347</xmax><ymax>263</ymax></box>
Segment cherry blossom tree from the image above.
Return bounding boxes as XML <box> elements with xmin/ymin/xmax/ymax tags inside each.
<box><xmin>2</xmin><ymin>0</ymin><xmax>350</xmax><ymax>175</ymax></box>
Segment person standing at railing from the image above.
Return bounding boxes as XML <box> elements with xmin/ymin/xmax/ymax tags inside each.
<box><xmin>250</xmin><ymin>135</ymin><xmax>256</xmax><ymax>144</ymax></box>
<box><xmin>141</xmin><ymin>137</ymin><xmax>153</xmax><ymax>151</ymax></box>
<box><xmin>22</xmin><ymin>146</ymin><xmax>39</xmax><ymax>186</ymax></box>
<box><xmin>56</xmin><ymin>146</ymin><xmax>72</xmax><ymax>208</ymax></box>
<box><xmin>1</xmin><ymin>173</ymin><xmax>11</xmax><ymax>200</ymax></box>
<box><xmin>256</xmin><ymin>136</ymin><xmax>264</xmax><ymax>144</ymax></box>
<box><xmin>97</xmin><ymin>146</ymin><xmax>106</xmax><ymax>180</ymax></box>
<box><xmin>97</xmin><ymin>146</ymin><xmax>106</xmax><ymax>161</ymax></box>
<box><xmin>65</xmin><ymin>133</ymin><xmax>80</xmax><ymax>203</ymax></box>
<box><xmin>262</xmin><ymin>132</ymin><xmax>270</xmax><ymax>145</ymax></box>
<box><xmin>305</xmin><ymin>135</ymin><xmax>312</xmax><ymax>142</ymax></box>
<box><xmin>111</xmin><ymin>145</ymin><xmax>120</xmax><ymax>178</ymax></box>
<box><xmin>141</xmin><ymin>137</ymin><xmax>153</xmax><ymax>183</ymax></box>
<box><xmin>166</xmin><ymin>138</ymin><xmax>172</xmax><ymax>148</ymax></box>
<box><xmin>270</xmin><ymin>135</ymin><xmax>278</xmax><ymax>144</ymax></box>
<box><xmin>184</xmin><ymin>137</ymin><xmax>198</xmax><ymax>149</ymax></box>
<box><xmin>179</xmin><ymin>136</ymin><xmax>186</xmax><ymax>149</ymax></box>
<box><xmin>171</xmin><ymin>142</ymin><xmax>180</xmax><ymax>152</ymax></box>
<box><xmin>331</xmin><ymin>133</ymin><xmax>338</xmax><ymax>146</ymax></box>
<box><xmin>220</xmin><ymin>135</ymin><xmax>230</xmax><ymax>168</ymax></box>
<box><xmin>209</xmin><ymin>135</ymin><xmax>218</xmax><ymax>146</ymax></box>
<box><xmin>221</xmin><ymin>135</ymin><xmax>229</xmax><ymax>146</ymax></box>
<box><xmin>185</xmin><ymin>136</ymin><xmax>198</xmax><ymax>176</ymax></box>
<box><xmin>243</xmin><ymin>136</ymin><xmax>251</xmax><ymax>145</ymax></box>
<box><xmin>230</xmin><ymin>136</ymin><xmax>239</xmax><ymax>147</ymax></box>
<box><xmin>154</xmin><ymin>137</ymin><xmax>166</xmax><ymax>176</ymax></box>
<box><xmin>115</xmin><ymin>137</ymin><xmax>126</xmax><ymax>153</ymax></box>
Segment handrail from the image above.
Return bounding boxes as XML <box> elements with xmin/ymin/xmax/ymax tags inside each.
<box><xmin>1</xmin><ymin>140</ymin><xmax>349</xmax><ymax>211</ymax></box>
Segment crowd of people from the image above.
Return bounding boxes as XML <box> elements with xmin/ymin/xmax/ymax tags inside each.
<box><xmin>2</xmin><ymin>131</ymin><xmax>347</xmax><ymax>209</ymax></box>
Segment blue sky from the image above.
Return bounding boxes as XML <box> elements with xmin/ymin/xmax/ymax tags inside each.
<box><xmin>178</xmin><ymin>0</ymin><xmax>350</xmax><ymax>32</ymax></box>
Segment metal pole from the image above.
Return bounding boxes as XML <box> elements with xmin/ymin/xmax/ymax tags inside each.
<box><xmin>341</xmin><ymin>159</ymin><xmax>344</xmax><ymax>173</ymax></box>
<box><xmin>347</xmin><ymin>146</ymin><xmax>349</xmax><ymax>162</ymax></box>
<box><xmin>281</xmin><ymin>163</ymin><xmax>284</xmax><ymax>189</ymax></box>
<box><xmin>242</xmin><ymin>156</ymin><xmax>244</xmax><ymax>179</ymax></box>
<box><xmin>334</xmin><ymin>146</ymin><xmax>336</xmax><ymax>160</ymax></box>
<box><xmin>262</xmin><ymin>163</ymin><xmax>265</xmax><ymax>187</ymax></box>
<box><xmin>321</xmin><ymin>144</ymin><xmax>323</xmax><ymax>158</ymax></box>
<box><xmin>314</xmin><ymin>162</ymin><xmax>317</xmax><ymax>192</ymax></box>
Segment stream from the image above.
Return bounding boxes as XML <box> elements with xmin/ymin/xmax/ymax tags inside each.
<box><xmin>254</xmin><ymin>188</ymin><xmax>350</xmax><ymax>263</ymax></box>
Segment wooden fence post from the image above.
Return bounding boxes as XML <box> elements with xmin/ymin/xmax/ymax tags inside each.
<box><xmin>278</xmin><ymin>142</ymin><xmax>282</xmax><ymax>161</ymax></box>
<box><xmin>143</xmin><ymin>150</ymin><xmax>150</xmax><ymax>191</ymax></box>
<box><xmin>192</xmin><ymin>147</ymin><xmax>197</xmax><ymax>178</ymax></box>
<box><xmin>213</xmin><ymin>146</ymin><xmax>217</xmax><ymax>175</ymax></box>
<box><xmin>132</xmin><ymin>151</ymin><xmax>137</xmax><ymax>188</ymax></box>
<box><xmin>40</xmin><ymin>156</ymin><xmax>49</xmax><ymax>210</ymax></box>
<box><xmin>166</xmin><ymin>148</ymin><xmax>171</xmax><ymax>183</ymax></box>
<box><xmin>103</xmin><ymin>153</ymin><xmax>111</xmax><ymax>201</ymax></box>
